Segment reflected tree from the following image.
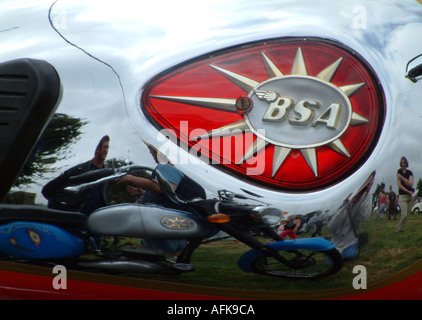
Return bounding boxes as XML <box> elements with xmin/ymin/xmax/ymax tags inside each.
<box><xmin>13</xmin><ymin>113</ymin><xmax>88</xmax><ymax>187</ymax></box>
<box><xmin>416</xmin><ymin>178</ymin><xmax>422</xmax><ymax>198</ymax></box>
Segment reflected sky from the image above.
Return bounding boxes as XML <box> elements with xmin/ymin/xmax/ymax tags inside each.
<box><xmin>1</xmin><ymin>0</ymin><xmax>422</xmax><ymax>215</ymax></box>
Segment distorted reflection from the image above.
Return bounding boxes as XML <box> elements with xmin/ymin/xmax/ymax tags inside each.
<box><xmin>405</xmin><ymin>53</ymin><xmax>422</xmax><ymax>83</ymax></box>
<box><xmin>13</xmin><ymin>113</ymin><xmax>88</xmax><ymax>188</ymax></box>
<box><xmin>117</xmin><ymin>142</ymin><xmax>207</xmax><ymax>258</ymax></box>
<box><xmin>326</xmin><ymin>171</ymin><xmax>375</xmax><ymax>260</ymax></box>
<box><xmin>41</xmin><ymin>135</ymin><xmax>111</xmax><ymax>215</ymax></box>
<box><xmin>0</xmin><ymin>0</ymin><xmax>422</xmax><ymax>294</ymax></box>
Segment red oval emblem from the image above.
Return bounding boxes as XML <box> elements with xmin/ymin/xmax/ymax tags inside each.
<box><xmin>142</xmin><ymin>38</ymin><xmax>385</xmax><ymax>191</ymax></box>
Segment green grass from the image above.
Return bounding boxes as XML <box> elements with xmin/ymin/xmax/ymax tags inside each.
<box><xmin>116</xmin><ymin>212</ymin><xmax>422</xmax><ymax>294</ymax></box>
<box><xmin>357</xmin><ymin>213</ymin><xmax>422</xmax><ymax>279</ymax></box>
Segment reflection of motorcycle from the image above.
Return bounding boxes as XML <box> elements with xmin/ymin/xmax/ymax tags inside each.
<box><xmin>0</xmin><ymin>164</ymin><xmax>343</xmax><ymax>279</ymax></box>
<box><xmin>406</xmin><ymin>54</ymin><xmax>422</xmax><ymax>83</ymax></box>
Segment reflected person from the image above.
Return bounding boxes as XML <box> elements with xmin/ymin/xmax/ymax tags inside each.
<box><xmin>327</xmin><ymin>172</ymin><xmax>374</xmax><ymax>260</ymax></box>
<box><xmin>277</xmin><ymin>215</ymin><xmax>301</xmax><ymax>240</ymax></box>
<box><xmin>42</xmin><ymin>135</ymin><xmax>112</xmax><ymax>214</ymax></box>
<box><xmin>387</xmin><ymin>185</ymin><xmax>397</xmax><ymax>220</ymax></box>
<box><xmin>118</xmin><ymin>142</ymin><xmax>205</xmax><ymax>260</ymax></box>
<box><xmin>396</xmin><ymin>156</ymin><xmax>414</xmax><ymax>233</ymax></box>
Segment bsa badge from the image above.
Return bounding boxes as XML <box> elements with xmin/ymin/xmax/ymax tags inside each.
<box><xmin>142</xmin><ymin>38</ymin><xmax>385</xmax><ymax>191</ymax></box>
<box><xmin>161</xmin><ymin>216</ymin><xmax>196</xmax><ymax>231</ymax></box>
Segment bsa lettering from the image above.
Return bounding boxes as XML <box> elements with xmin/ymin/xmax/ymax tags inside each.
<box><xmin>312</xmin><ymin>103</ymin><xmax>341</xmax><ymax>129</ymax></box>
<box><xmin>261</xmin><ymin>96</ymin><xmax>294</xmax><ymax>123</ymax></box>
<box><xmin>261</xmin><ymin>96</ymin><xmax>341</xmax><ymax>130</ymax></box>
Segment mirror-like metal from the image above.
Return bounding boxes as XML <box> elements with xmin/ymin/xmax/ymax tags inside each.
<box><xmin>1</xmin><ymin>0</ymin><xmax>422</xmax><ymax>290</ymax></box>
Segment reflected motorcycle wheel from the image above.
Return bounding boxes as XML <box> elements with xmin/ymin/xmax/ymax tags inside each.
<box><xmin>251</xmin><ymin>248</ymin><xmax>343</xmax><ymax>279</ymax></box>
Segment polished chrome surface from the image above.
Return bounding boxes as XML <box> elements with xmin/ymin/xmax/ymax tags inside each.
<box><xmin>1</xmin><ymin>0</ymin><xmax>422</xmax><ymax>233</ymax></box>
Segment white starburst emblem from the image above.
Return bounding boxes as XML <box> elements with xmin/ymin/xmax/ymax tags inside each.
<box><xmin>150</xmin><ymin>47</ymin><xmax>369</xmax><ymax>178</ymax></box>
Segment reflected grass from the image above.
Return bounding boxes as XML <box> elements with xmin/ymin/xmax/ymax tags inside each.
<box><xmin>119</xmin><ymin>213</ymin><xmax>422</xmax><ymax>293</ymax></box>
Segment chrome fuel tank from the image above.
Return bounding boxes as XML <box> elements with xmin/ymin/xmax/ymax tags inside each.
<box><xmin>2</xmin><ymin>0</ymin><xmax>420</xmax><ymax>208</ymax></box>
<box><xmin>1</xmin><ymin>0</ymin><xmax>422</xmax><ymax>287</ymax></box>
<box><xmin>88</xmin><ymin>204</ymin><xmax>217</xmax><ymax>239</ymax></box>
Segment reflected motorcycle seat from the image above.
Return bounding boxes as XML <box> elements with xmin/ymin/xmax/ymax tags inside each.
<box><xmin>0</xmin><ymin>204</ymin><xmax>87</xmax><ymax>229</ymax></box>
